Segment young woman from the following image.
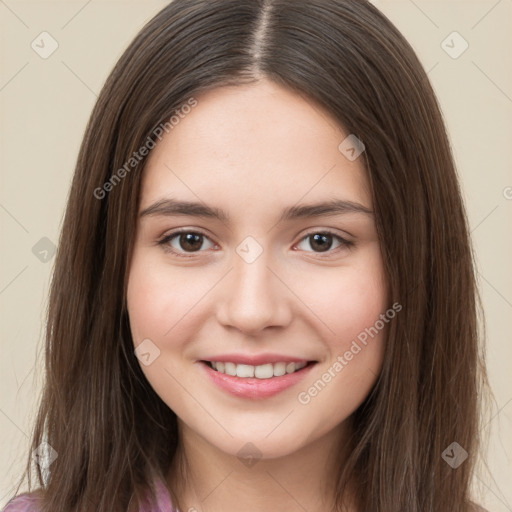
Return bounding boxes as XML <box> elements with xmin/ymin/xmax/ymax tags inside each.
<box><xmin>4</xmin><ymin>1</ymin><xmax>490</xmax><ymax>511</ymax></box>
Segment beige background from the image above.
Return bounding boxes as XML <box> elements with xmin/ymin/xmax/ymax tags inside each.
<box><xmin>1</xmin><ymin>0</ymin><xmax>511</xmax><ymax>510</ymax></box>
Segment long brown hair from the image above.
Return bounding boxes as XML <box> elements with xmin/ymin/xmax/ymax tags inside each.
<box><xmin>9</xmin><ymin>1</ymin><xmax>490</xmax><ymax>511</ymax></box>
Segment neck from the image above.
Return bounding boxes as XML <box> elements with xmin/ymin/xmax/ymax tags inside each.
<box><xmin>166</xmin><ymin>419</ymin><xmax>356</xmax><ymax>512</ymax></box>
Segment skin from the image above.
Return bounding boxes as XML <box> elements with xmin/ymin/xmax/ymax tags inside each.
<box><xmin>127</xmin><ymin>79</ymin><xmax>389</xmax><ymax>512</ymax></box>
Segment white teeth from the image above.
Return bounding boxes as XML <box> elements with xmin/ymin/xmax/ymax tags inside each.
<box><xmin>254</xmin><ymin>363</ymin><xmax>273</xmax><ymax>379</ymax></box>
<box><xmin>236</xmin><ymin>364</ymin><xmax>254</xmax><ymax>378</ymax></box>
<box><xmin>209</xmin><ymin>361</ymin><xmax>309</xmax><ymax>379</ymax></box>
<box><xmin>224</xmin><ymin>362</ymin><xmax>237</xmax><ymax>376</ymax></box>
<box><xmin>273</xmin><ymin>362</ymin><xmax>286</xmax><ymax>376</ymax></box>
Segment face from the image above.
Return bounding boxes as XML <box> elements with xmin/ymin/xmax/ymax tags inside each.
<box><xmin>127</xmin><ymin>79</ymin><xmax>389</xmax><ymax>460</ymax></box>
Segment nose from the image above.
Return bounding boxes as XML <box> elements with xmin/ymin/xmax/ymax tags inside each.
<box><xmin>216</xmin><ymin>249</ymin><xmax>293</xmax><ymax>336</ymax></box>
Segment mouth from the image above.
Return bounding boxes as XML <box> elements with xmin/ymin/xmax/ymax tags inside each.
<box><xmin>199</xmin><ymin>359</ymin><xmax>317</xmax><ymax>399</ymax></box>
<box><xmin>202</xmin><ymin>360</ymin><xmax>312</xmax><ymax>379</ymax></box>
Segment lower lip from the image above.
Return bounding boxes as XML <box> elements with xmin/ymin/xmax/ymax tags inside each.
<box><xmin>199</xmin><ymin>361</ymin><xmax>316</xmax><ymax>399</ymax></box>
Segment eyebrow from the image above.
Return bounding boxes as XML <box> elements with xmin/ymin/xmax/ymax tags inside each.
<box><xmin>139</xmin><ymin>198</ymin><xmax>373</xmax><ymax>222</ymax></box>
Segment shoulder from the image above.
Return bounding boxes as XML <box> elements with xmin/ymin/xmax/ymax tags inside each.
<box><xmin>2</xmin><ymin>491</ymin><xmax>42</xmax><ymax>512</ymax></box>
<box><xmin>148</xmin><ymin>473</ymin><xmax>176</xmax><ymax>512</ymax></box>
<box><xmin>3</xmin><ymin>477</ymin><xmax>176</xmax><ymax>512</ymax></box>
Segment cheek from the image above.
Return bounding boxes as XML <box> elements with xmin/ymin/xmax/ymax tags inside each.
<box><xmin>296</xmin><ymin>250</ymin><xmax>388</xmax><ymax>405</ymax></box>
<box><xmin>127</xmin><ymin>263</ymin><xmax>169</xmax><ymax>344</ymax></box>
<box><xmin>295</xmin><ymin>253</ymin><xmax>389</xmax><ymax>424</ymax></box>
<box><xmin>126</xmin><ymin>251</ymin><xmax>200</xmax><ymax>411</ymax></box>
<box><xmin>126</xmin><ymin>251</ymin><xmax>208</xmax><ymax>345</ymax></box>
<box><xmin>302</xmin><ymin>254</ymin><xmax>388</xmax><ymax>355</ymax></box>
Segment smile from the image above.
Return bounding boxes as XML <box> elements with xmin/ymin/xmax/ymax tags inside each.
<box><xmin>206</xmin><ymin>361</ymin><xmax>308</xmax><ymax>379</ymax></box>
<box><xmin>200</xmin><ymin>359</ymin><xmax>317</xmax><ymax>399</ymax></box>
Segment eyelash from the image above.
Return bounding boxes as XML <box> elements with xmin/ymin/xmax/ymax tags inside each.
<box><xmin>157</xmin><ymin>228</ymin><xmax>354</xmax><ymax>258</ymax></box>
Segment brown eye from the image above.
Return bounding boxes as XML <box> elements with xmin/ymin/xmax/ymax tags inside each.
<box><xmin>296</xmin><ymin>231</ymin><xmax>352</xmax><ymax>254</ymax></box>
<box><xmin>158</xmin><ymin>230</ymin><xmax>215</xmax><ymax>256</ymax></box>
<box><xmin>308</xmin><ymin>233</ymin><xmax>334</xmax><ymax>252</ymax></box>
<box><xmin>177</xmin><ymin>233</ymin><xmax>204</xmax><ymax>252</ymax></box>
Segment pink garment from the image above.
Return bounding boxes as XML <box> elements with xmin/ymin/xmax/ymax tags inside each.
<box><xmin>2</xmin><ymin>473</ymin><xmax>178</xmax><ymax>512</ymax></box>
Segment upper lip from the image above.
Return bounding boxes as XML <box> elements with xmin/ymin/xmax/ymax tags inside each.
<box><xmin>200</xmin><ymin>353</ymin><xmax>315</xmax><ymax>366</ymax></box>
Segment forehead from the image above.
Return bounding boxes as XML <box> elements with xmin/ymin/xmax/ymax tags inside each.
<box><xmin>140</xmin><ymin>79</ymin><xmax>371</xmax><ymax>218</ymax></box>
